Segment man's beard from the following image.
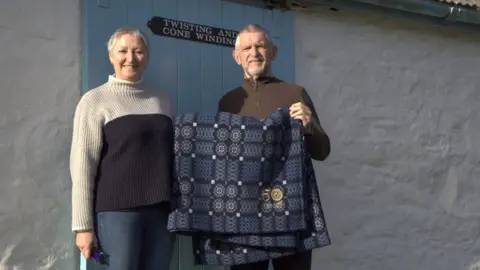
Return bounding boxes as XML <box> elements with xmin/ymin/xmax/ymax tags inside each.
<box><xmin>246</xmin><ymin>62</ymin><xmax>266</xmax><ymax>78</ymax></box>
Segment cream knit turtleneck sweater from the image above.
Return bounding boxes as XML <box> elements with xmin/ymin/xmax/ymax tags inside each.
<box><xmin>70</xmin><ymin>75</ymin><xmax>174</xmax><ymax>231</ymax></box>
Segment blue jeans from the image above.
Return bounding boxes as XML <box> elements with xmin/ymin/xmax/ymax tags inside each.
<box><xmin>87</xmin><ymin>203</ymin><xmax>175</xmax><ymax>270</ymax></box>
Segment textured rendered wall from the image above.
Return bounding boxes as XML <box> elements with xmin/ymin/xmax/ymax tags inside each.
<box><xmin>295</xmin><ymin>10</ymin><xmax>480</xmax><ymax>270</ymax></box>
<box><xmin>0</xmin><ymin>0</ymin><xmax>81</xmax><ymax>269</ymax></box>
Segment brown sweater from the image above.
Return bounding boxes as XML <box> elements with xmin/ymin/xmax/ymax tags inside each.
<box><xmin>218</xmin><ymin>76</ymin><xmax>330</xmax><ymax>161</ymax></box>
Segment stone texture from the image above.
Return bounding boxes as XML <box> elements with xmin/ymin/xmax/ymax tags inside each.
<box><xmin>0</xmin><ymin>0</ymin><xmax>81</xmax><ymax>269</ymax></box>
<box><xmin>295</xmin><ymin>10</ymin><xmax>480</xmax><ymax>270</ymax></box>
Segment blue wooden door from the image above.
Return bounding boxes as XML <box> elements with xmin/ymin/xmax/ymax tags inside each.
<box><xmin>81</xmin><ymin>0</ymin><xmax>294</xmax><ymax>269</ymax></box>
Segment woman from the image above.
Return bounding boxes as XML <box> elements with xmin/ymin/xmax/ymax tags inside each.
<box><xmin>70</xmin><ymin>27</ymin><xmax>175</xmax><ymax>270</ymax></box>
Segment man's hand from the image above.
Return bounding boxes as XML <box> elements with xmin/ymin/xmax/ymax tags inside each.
<box><xmin>289</xmin><ymin>102</ymin><xmax>311</xmax><ymax>127</ymax></box>
<box><xmin>76</xmin><ymin>231</ymin><xmax>97</xmax><ymax>259</ymax></box>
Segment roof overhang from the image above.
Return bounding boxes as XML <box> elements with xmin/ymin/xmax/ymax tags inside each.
<box><xmin>258</xmin><ymin>0</ymin><xmax>480</xmax><ymax>26</ymax></box>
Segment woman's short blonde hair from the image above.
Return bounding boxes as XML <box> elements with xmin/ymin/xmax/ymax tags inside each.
<box><xmin>107</xmin><ymin>27</ymin><xmax>149</xmax><ymax>55</ymax></box>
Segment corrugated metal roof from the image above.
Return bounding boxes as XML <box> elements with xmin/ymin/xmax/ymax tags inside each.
<box><xmin>436</xmin><ymin>0</ymin><xmax>480</xmax><ymax>7</ymax></box>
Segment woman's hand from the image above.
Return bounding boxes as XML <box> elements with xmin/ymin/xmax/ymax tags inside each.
<box><xmin>75</xmin><ymin>230</ymin><xmax>97</xmax><ymax>259</ymax></box>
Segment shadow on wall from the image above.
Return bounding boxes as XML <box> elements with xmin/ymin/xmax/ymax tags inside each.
<box><xmin>470</xmin><ymin>261</ymin><xmax>480</xmax><ymax>270</ymax></box>
<box><xmin>296</xmin><ymin>4</ymin><xmax>480</xmax><ymax>41</ymax></box>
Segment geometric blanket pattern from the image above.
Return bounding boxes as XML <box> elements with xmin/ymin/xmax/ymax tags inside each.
<box><xmin>168</xmin><ymin>107</ymin><xmax>331</xmax><ymax>266</ymax></box>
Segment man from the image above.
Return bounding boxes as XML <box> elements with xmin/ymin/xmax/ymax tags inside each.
<box><xmin>217</xmin><ymin>24</ymin><xmax>331</xmax><ymax>270</ymax></box>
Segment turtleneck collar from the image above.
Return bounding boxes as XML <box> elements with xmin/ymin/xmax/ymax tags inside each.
<box><xmin>107</xmin><ymin>75</ymin><xmax>145</xmax><ymax>91</ymax></box>
<box><xmin>242</xmin><ymin>75</ymin><xmax>281</xmax><ymax>90</ymax></box>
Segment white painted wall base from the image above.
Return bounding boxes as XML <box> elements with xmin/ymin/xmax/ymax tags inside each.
<box><xmin>0</xmin><ymin>0</ymin><xmax>81</xmax><ymax>269</ymax></box>
<box><xmin>295</xmin><ymin>9</ymin><xmax>480</xmax><ymax>270</ymax></box>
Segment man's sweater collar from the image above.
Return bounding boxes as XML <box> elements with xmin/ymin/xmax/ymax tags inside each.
<box><xmin>242</xmin><ymin>76</ymin><xmax>281</xmax><ymax>90</ymax></box>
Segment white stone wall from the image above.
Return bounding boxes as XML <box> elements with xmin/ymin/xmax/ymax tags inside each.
<box><xmin>295</xmin><ymin>9</ymin><xmax>480</xmax><ymax>270</ymax></box>
<box><xmin>0</xmin><ymin>0</ymin><xmax>81</xmax><ymax>269</ymax></box>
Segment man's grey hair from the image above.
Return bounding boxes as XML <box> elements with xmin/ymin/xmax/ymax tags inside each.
<box><xmin>234</xmin><ymin>24</ymin><xmax>274</xmax><ymax>49</ymax></box>
<box><xmin>107</xmin><ymin>27</ymin><xmax>149</xmax><ymax>55</ymax></box>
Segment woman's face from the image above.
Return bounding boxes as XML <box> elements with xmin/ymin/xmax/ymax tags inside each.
<box><xmin>109</xmin><ymin>34</ymin><xmax>147</xmax><ymax>82</ymax></box>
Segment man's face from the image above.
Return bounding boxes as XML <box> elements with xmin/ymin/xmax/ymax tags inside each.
<box><xmin>233</xmin><ymin>31</ymin><xmax>277</xmax><ymax>78</ymax></box>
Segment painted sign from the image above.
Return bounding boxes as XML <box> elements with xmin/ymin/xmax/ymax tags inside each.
<box><xmin>147</xmin><ymin>16</ymin><xmax>239</xmax><ymax>47</ymax></box>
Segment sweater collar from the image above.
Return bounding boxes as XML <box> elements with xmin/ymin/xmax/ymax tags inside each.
<box><xmin>242</xmin><ymin>76</ymin><xmax>280</xmax><ymax>90</ymax></box>
<box><xmin>107</xmin><ymin>75</ymin><xmax>145</xmax><ymax>91</ymax></box>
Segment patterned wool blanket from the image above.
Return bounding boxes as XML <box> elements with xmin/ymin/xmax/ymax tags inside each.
<box><xmin>168</xmin><ymin>107</ymin><xmax>331</xmax><ymax>266</ymax></box>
